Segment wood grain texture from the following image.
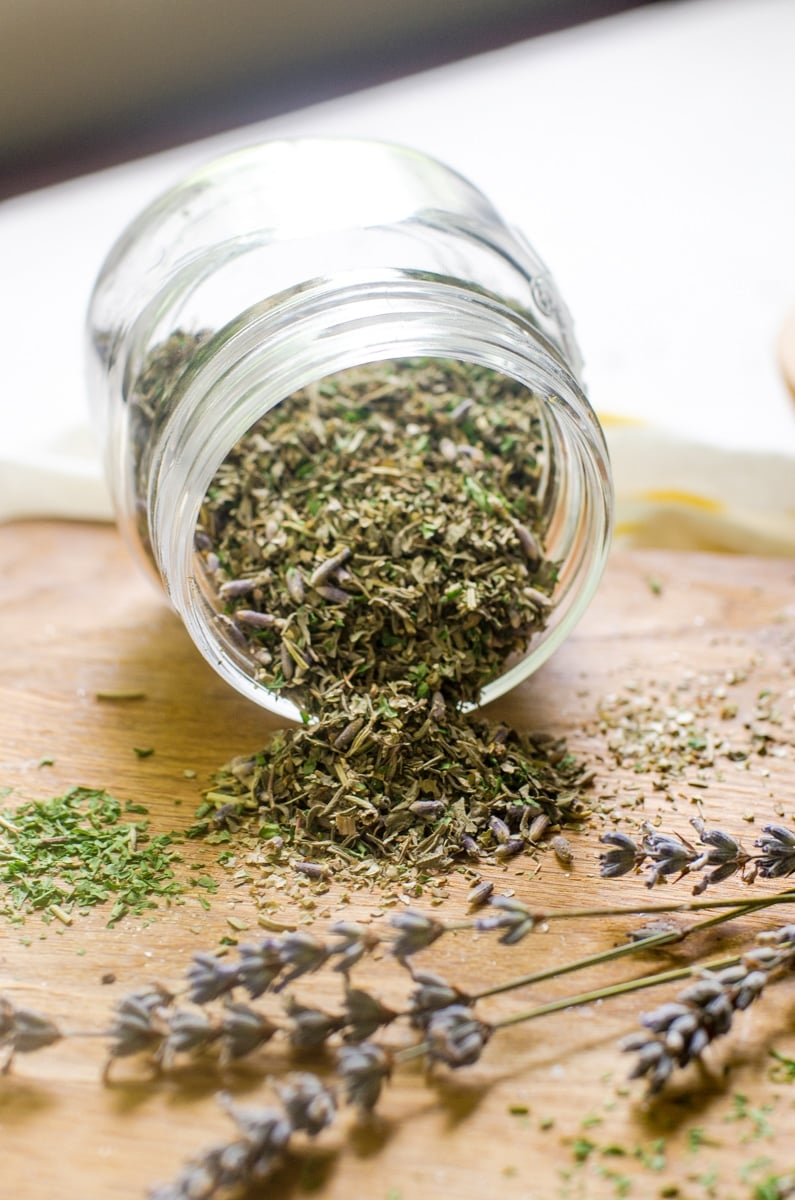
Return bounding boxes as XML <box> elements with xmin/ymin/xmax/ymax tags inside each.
<box><xmin>2</xmin><ymin>521</ymin><xmax>795</xmax><ymax>1200</ymax></box>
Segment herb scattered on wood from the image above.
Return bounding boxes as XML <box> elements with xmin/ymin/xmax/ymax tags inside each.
<box><xmin>0</xmin><ymin>787</ymin><xmax>184</xmax><ymax>926</ymax></box>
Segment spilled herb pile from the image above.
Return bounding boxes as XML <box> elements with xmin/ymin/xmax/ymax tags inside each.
<box><xmin>194</xmin><ymin>711</ymin><xmax>587</xmax><ymax>874</ymax></box>
<box><xmin>189</xmin><ymin>357</ymin><xmax>590</xmax><ymax>870</ymax></box>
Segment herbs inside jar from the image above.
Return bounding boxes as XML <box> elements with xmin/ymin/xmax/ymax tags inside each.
<box><xmin>193</xmin><ymin>355</ymin><xmax>560</xmax><ymax>717</ymax></box>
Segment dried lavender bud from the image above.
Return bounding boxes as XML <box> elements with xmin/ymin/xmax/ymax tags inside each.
<box><xmin>755</xmin><ymin>824</ymin><xmax>795</xmax><ymax>878</ymax></box>
<box><xmin>186</xmin><ymin>953</ymin><xmax>240</xmax><ymax>1005</ymax></box>
<box><xmin>158</xmin><ymin>1007</ymin><xmax>218</xmax><ymax>1068</ymax></box>
<box><xmin>127</xmin><ymin>984</ymin><xmax>174</xmax><ymax>1012</ymax></box>
<box><xmin>218</xmin><ymin>578</ymin><xmax>256</xmax><ymax>599</ymax></box>
<box><xmin>274</xmin><ymin>932</ymin><xmax>330</xmax><ymax>990</ymax></box>
<box><xmin>336</xmin><ymin>1042</ymin><xmax>391</xmax><ymax>1112</ymax></box>
<box><xmin>489</xmin><ymin>815</ymin><xmax>511</xmax><ymax>844</ymax></box>
<box><xmin>280</xmin><ymin>641</ymin><xmax>295</xmax><ymax>681</ymax></box>
<box><xmin>732</xmin><ymin>968</ymin><xmax>768</xmax><ymax>1011</ymax></box>
<box><xmin>215</xmin><ymin>612</ymin><xmax>249</xmax><ymax>648</ymax></box>
<box><xmin>758</xmin><ymin>924</ymin><xmax>795</xmax><ymax>949</ymax></box>
<box><xmin>425</xmin><ymin>1005</ymin><xmax>492</xmax><ymax>1068</ymax></box>
<box><xmin>218</xmin><ymin>1093</ymin><xmax>292</xmax><ymax>1156</ymax></box>
<box><xmin>493</xmin><ymin>837</ymin><xmax>525</xmax><ymax>862</ymax></box>
<box><xmin>105</xmin><ymin>989</ymin><xmax>169</xmax><ymax>1065</ymax></box>
<box><xmin>429</xmin><ymin>691</ymin><xmax>447</xmax><ymax>722</ymax></box>
<box><xmin>157</xmin><ymin>1100</ymin><xmax>290</xmax><ymax>1192</ymax></box>
<box><xmin>461</xmin><ymin>835</ymin><xmax>481</xmax><ymax>860</ymax></box>
<box><xmin>409</xmin><ymin>800</ymin><xmax>446</xmax><ymax>820</ymax></box>
<box><xmin>284</xmin><ymin>998</ymin><xmax>345</xmax><ymax>1051</ymax></box>
<box><xmin>237</xmin><ymin>938</ymin><xmax>285</xmax><ymax>997</ymax></box>
<box><xmin>551</xmin><ymin>834</ymin><xmax>574</xmax><ymax>867</ymax></box>
<box><xmin>475</xmin><ymin>896</ymin><xmax>536</xmax><ymax>945</ymax></box>
<box><xmin>389</xmin><ymin>910</ymin><xmax>445</xmax><ymax>961</ymax></box>
<box><xmin>309</xmin><ymin>547</ymin><xmax>351</xmax><ymax>587</ymax></box>
<box><xmin>315</xmin><ymin>584</ymin><xmax>352</xmax><ymax>605</ymax></box>
<box><xmin>220</xmin><ymin>1001</ymin><xmax>278</xmax><ymax>1061</ymax></box>
<box><xmin>234</xmin><ymin>608</ymin><xmax>279</xmax><ymax>629</ymax></box>
<box><xmin>208</xmin><ymin>803</ymin><xmax>243</xmax><ymax>833</ymax></box>
<box><xmin>327</xmin><ymin>922</ymin><xmax>380</xmax><ymax>975</ymax></box>
<box><xmin>689</xmin><ymin>818</ymin><xmax>748</xmax><ymax>893</ymax></box>
<box><xmin>526</xmin><ymin>813</ymin><xmax>551</xmax><ymax>843</ymax></box>
<box><xmin>274</xmin><ymin>1072</ymin><xmax>337</xmax><ymax>1136</ymax></box>
<box><xmin>342</xmin><ymin>987</ymin><xmax>397</xmax><ymax>1042</ymax></box>
<box><xmin>332</xmin><ymin>718</ymin><xmax>364</xmax><ymax>751</ymax></box>
<box><xmin>621</xmin><ymin>926</ymin><xmax>795</xmax><ymax>1094</ymax></box>
<box><xmin>626</xmin><ymin>919</ymin><xmax>680</xmax><ymax>944</ymax></box>
<box><xmin>467</xmin><ymin>879</ymin><xmax>494</xmax><ymax>909</ymax></box>
<box><xmin>285</xmin><ymin>567</ymin><xmax>305</xmax><ymax>604</ymax></box>
<box><xmin>641</xmin><ymin>826</ymin><xmax>698</xmax><ymax>888</ymax></box>
<box><xmin>0</xmin><ymin>999</ymin><xmax>61</xmax><ymax>1071</ymax></box>
<box><xmin>599</xmin><ymin>831</ymin><xmax>643</xmax><ymax>879</ymax></box>
<box><xmin>513</xmin><ymin>521</ymin><xmax>541</xmax><ymax>567</ymax></box>
<box><xmin>293</xmin><ymin>861</ymin><xmax>328</xmax><ymax>881</ymax></box>
<box><xmin>407</xmin><ymin>971</ymin><xmax>470</xmax><ymax>1030</ymax></box>
<box><xmin>621</xmin><ymin>1034</ymin><xmax>674</xmax><ymax>1093</ymax></box>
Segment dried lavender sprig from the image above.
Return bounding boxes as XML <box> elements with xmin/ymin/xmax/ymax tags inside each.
<box><xmin>93</xmin><ymin>891</ymin><xmax>764</xmax><ymax>1082</ymax></box>
<box><xmin>147</xmin><ymin>1076</ymin><xmax>333</xmax><ymax>1200</ymax></box>
<box><xmin>622</xmin><ymin>924</ymin><xmax>795</xmax><ymax>1093</ymax></box>
<box><xmin>190</xmin><ymin>887</ymin><xmax>795</xmax><ymax>1016</ymax></box>
<box><xmin>600</xmin><ymin>818</ymin><xmax>794</xmax><ymax>892</ymax></box>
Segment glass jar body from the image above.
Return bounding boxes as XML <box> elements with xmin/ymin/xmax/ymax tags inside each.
<box><xmin>86</xmin><ymin>138</ymin><xmax>613</xmax><ymax>720</ymax></box>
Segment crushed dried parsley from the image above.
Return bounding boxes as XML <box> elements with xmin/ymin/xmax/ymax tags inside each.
<box><xmin>0</xmin><ymin>786</ymin><xmax>186</xmax><ymax>926</ymax></box>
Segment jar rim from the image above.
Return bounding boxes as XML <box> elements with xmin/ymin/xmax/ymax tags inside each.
<box><xmin>149</xmin><ymin>270</ymin><xmax>612</xmax><ymax>720</ymax></box>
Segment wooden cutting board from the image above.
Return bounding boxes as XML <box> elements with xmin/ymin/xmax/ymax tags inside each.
<box><xmin>2</xmin><ymin>521</ymin><xmax>795</xmax><ymax>1200</ymax></box>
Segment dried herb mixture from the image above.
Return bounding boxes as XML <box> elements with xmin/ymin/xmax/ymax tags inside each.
<box><xmin>179</xmin><ymin>355</ymin><xmax>591</xmax><ymax>868</ymax></box>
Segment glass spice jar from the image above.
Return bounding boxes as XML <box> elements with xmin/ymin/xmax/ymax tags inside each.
<box><xmin>86</xmin><ymin>138</ymin><xmax>613</xmax><ymax>721</ymax></box>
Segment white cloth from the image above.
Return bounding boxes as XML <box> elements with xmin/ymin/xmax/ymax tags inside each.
<box><xmin>1</xmin><ymin>0</ymin><xmax>794</xmax><ymax>549</ymax></box>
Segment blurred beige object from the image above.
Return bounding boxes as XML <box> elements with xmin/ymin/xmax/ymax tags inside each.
<box><xmin>603</xmin><ymin>421</ymin><xmax>795</xmax><ymax>556</ymax></box>
<box><xmin>781</xmin><ymin>306</ymin><xmax>795</xmax><ymax>402</ymax></box>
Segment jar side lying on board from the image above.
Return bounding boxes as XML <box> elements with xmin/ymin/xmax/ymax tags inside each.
<box><xmin>86</xmin><ymin>140</ymin><xmax>612</xmax><ymax>719</ymax></box>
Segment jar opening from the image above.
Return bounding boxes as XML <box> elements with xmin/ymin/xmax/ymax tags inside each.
<box><xmin>189</xmin><ymin>355</ymin><xmax>561</xmax><ymax>721</ymax></box>
<box><xmin>140</xmin><ymin>275</ymin><xmax>610</xmax><ymax>719</ymax></box>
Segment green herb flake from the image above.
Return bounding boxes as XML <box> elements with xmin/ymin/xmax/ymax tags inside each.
<box><xmin>573</xmin><ymin>1137</ymin><xmax>597</xmax><ymax>1163</ymax></box>
<box><xmin>634</xmin><ymin>1139</ymin><xmax>666</xmax><ymax>1171</ymax></box>
<box><xmin>769</xmin><ymin>1049</ymin><xmax>795</xmax><ymax>1082</ymax></box>
<box><xmin>741</xmin><ymin>1158</ymin><xmax>775</xmax><ymax>1183</ymax></box>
